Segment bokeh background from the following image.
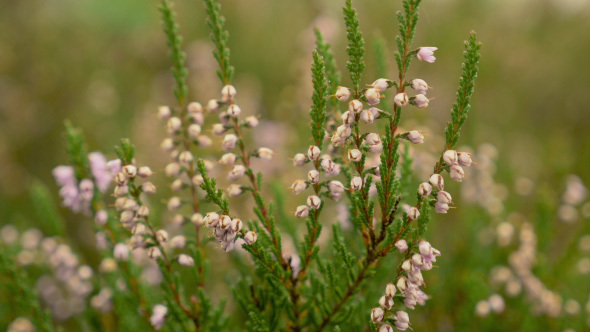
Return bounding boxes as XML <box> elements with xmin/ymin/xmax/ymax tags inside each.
<box><xmin>1</xmin><ymin>0</ymin><xmax>589</xmax><ymax>331</ymax></box>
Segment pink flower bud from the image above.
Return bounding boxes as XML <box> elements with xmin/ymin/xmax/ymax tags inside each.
<box><xmin>186</xmin><ymin>124</ymin><xmax>201</xmax><ymax>139</ymax></box>
<box><xmin>386</xmin><ymin>283</ymin><xmax>397</xmax><ymax>297</ymax></box>
<box><xmin>411</xmin><ymin>79</ymin><xmax>429</xmax><ymax>94</ymax></box>
<box><xmin>123</xmin><ymin>165</ymin><xmax>137</xmax><ymax>178</ymax></box>
<box><xmin>244</xmin><ymin>231</ymin><xmax>257</xmax><ymax>245</ymax></box>
<box><xmin>167</xmin><ymin>197</ymin><xmax>181</xmax><ymax>211</ymax></box>
<box><xmin>292</xmin><ymin>153</ymin><xmax>308</xmax><ymax>167</ymax></box>
<box><xmin>393</xmin><ymin>311</ymin><xmax>410</xmax><ymax>330</ymax></box>
<box><xmin>165</xmin><ymin>163</ymin><xmax>180</xmax><ymax>177</ymax></box>
<box><xmin>142</xmin><ymin>182</ymin><xmax>156</xmax><ymax>195</ymax></box>
<box><xmin>457</xmin><ymin>152</ymin><xmax>474</xmax><ymax>167</ymax></box>
<box><xmin>221</xmin><ymin>84</ymin><xmax>237</xmax><ymax>101</ymax></box>
<box><xmin>429</xmin><ymin>174</ymin><xmax>444</xmax><ymax>190</ymax></box>
<box><xmin>178</xmin><ymin>151</ymin><xmax>193</xmax><ymax>166</ymax></box>
<box><xmin>435</xmin><ymin>202</ymin><xmax>449</xmax><ymax>214</ymax></box>
<box><xmin>394</xmin><ymin>92</ymin><xmax>409</xmax><ymax>107</ymax></box>
<box><xmin>395</xmin><ymin>239</ymin><xmax>409</xmax><ymax>253</ymax></box>
<box><xmin>335</xmin><ymin>86</ymin><xmax>351</xmax><ymax>102</ymax></box>
<box><xmin>418</xmin><ymin>182</ymin><xmax>432</xmax><ymax>197</ymax></box>
<box><xmin>228</xmin><ymin>165</ymin><xmax>246</xmax><ymax>181</ymax></box>
<box><xmin>160</xmin><ymin>138</ymin><xmax>175</xmax><ymax>152</ymax></box>
<box><xmin>167</xmin><ymin>117</ymin><xmax>182</xmax><ymax>134</ymax></box>
<box><xmin>379</xmin><ymin>324</ymin><xmax>394</xmax><ymax>332</ymax></box>
<box><xmin>245</xmin><ymin>115</ymin><xmax>259</xmax><ymax>128</ymax></box>
<box><xmin>290</xmin><ymin>180</ymin><xmax>307</xmax><ymax>195</ymax></box>
<box><xmin>307</xmin><ymin>146</ymin><xmax>321</xmax><ymax>161</ymax></box>
<box><xmin>416</xmin><ymin>47</ymin><xmax>438</xmax><ymax>63</ymax></box>
<box><xmin>341</xmin><ymin>111</ymin><xmax>355</xmax><ymax>125</ymax></box>
<box><xmin>227</xmin><ymin>184</ymin><xmax>243</xmax><ymax>197</ymax></box>
<box><xmin>178</xmin><ymin>254</ymin><xmax>194</xmax><ymax>266</ymax></box>
<box><xmin>437</xmin><ymin>191</ymin><xmax>452</xmax><ymax>204</ymax></box>
<box><xmin>257</xmin><ymin>147</ymin><xmax>274</xmax><ymax>160</ymax></box>
<box><xmin>295</xmin><ymin>205</ymin><xmax>309</xmax><ymax>218</ymax></box>
<box><xmin>157</xmin><ymin>106</ymin><xmax>171</xmax><ymax>120</ymax></box>
<box><xmin>138</xmin><ymin>166</ymin><xmax>153</xmax><ymax>178</ymax></box>
<box><xmin>227</xmin><ymin>104</ymin><xmax>241</xmax><ymax>118</ymax></box>
<box><xmin>372</xmin><ymin>78</ymin><xmax>391</xmax><ymax>92</ymax></box>
<box><xmin>368</xmin><ymin>107</ymin><xmax>382</xmax><ymax>119</ymax></box>
<box><xmin>351</xmin><ymin>176</ymin><xmax>363</xmax><ymax>190</ymax></box>
<box><xmin>360</xmin><ymin>110</ymin><xmax>375</xmax><ymax>124</ymax></box>
<box><xmin>449</xmin><ymin>165</ymin><xmax>465</xmax><ymax>182</ymax></box>
<box><xmin>348</xmin><ymin>149</ymin><xmax>362</xmax><ymax>162</ymax></box>
<box><xmin>407</xmin><ymin>130</ymin><xmax>424</xmax><ymax>144</ymax></box>
<box><xmin>371</xmin><ymin>307</ymin><xmax>384</xmax><ymax>323</ymax></box>
<box><xmin>365</xmin><ymin>133</ymin><xmax>382</xmax><ymax>146</ymax></box>
<box><xmin>349</xmin><ymin>99</ymin><xmax>363</xmax><ymax>113</ymax></box>
<box><xmin>156</xmin><ymin>230</ymin><xmax>169</xmax><ymax>244</ymax></box>
<box><xmin>364</xmin><ymin>88</ymin><xmax>381</xmax><ymax>105</ymax></box>
<box><xmin>170</xmin><ymin>235</ymin><xmax>186</xmax><ymax>249</ymax></box>
<box><xmin>230</xmin><ymin>218</ymin><xmax>243</xmax><ymax>232</ymax></box>
<box><xmin>413</xmin><ymin>94</ymin><xmax>429</xmax><ymax>108</ymax></box>
<box><xmin>443</xmin><ymin>150</ymin><xmax>458</xmax><ymax>165</ymax></box>
<box><xmin>207</xmin><ymin>99</ymin><xmax>219</xmax><ymax>112</ymax></box>
<box><xmin>407</xmin><ymin>207</ymin><xmax>420</xmax><ymax>221</ymax></box>
<box><xmin>191</xmin><ymin>213</ymin><xmax>204</xmax><ymax>226</ymax></box>
<box><xmin>222</xmin><ymin>134</ymin><xmax>238</xmax><ymax>151</ymax></box>
<box><xmin>307</xmin><ymin>195</ymin><xmax>321</xmax><ymax>209</ymax></box>
<box><xmin>219</xmin><ymin>153</ymin><xmax>236</xmax><ymax>165</ymax></box>
<box><xmin>148</xmin><ymin>247</ymin><xmax>162</xmax><ymax>259</ymax></box>
<box><xmin>113</xmin><ymin>243</ymin><xmax>129</xmax><ymax>261</ymax></box>
<box><xmin>308</xmin><ymin>170</ymin><xmax>320</xmax><ymax>184</ymax></box>
<box><xmin>187</xmin><ymin>102</ymin><xmax>203</xmax><ymax>114</ymax></box>
<box><xmin>379</xmin><ymin>295</ymin><xmax>394</xmax><ymax>310</ymax></box>
<box><xmin>204</xmin><ymin>212</ymin><xmax>220</xmax><ymax>228</ymax></box>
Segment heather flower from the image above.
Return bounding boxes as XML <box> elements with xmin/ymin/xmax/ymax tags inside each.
<box><xmin>295</xmin><ymin>205</ymin><xmax>310</xmax><ymax>218</ymax></box>
<box><xmin>364</xmin><ymin>88</ymin><xmax>381</xmax><ymax>105</ymax></box>
<box><xmin>449</xmin><ymin>165</ymin><xmax>465</xmax><ymax>182</ymax></box>
<box><xmin>418</xmin><ymin>182</ymin><xmax>432</xmax><ymax>197</ymax></box>
<box><xmin>88</xmin><ymin>152</ymin><xmax>111</xmax><ymax>192</ymax></box>
<box><xmin>411</xmin><ymin>79</ymin><xmax>429</xmax><ymax>94</ymax></box>
<box><xmin>187</xmin><ymin>101</ymin><xmax>203</xmax><ymax>114</ymax></box>
<box><xmin>394</xmin><ymin>92</ymin><xmax>409</xmax><ymax>107</ymax></box>
<box><xmin>244</xmin><ymin>231</ymin><xmax>258</xmax><ymax>245</ymax></box>
<box><xmin>360</xmin><ymin>109</ymin><xmax>375</xmax><ymax>124</ymax></box>
<box><xmin>178</xmin><ymin>254</ymin><xmax>195</xmax><ymax>266</ymax></box>
<box><xmin>443</xmin><ymin>150</ymin><xmax>459</xmax><ymax>165</ymax></box>
<box><xmin>395</xmin><ymin>239</ymin><xmax>409</xmax><ymax>253</ymax></box>
<box><xmin>335</xmin><ymin>86</ymin><xmax>351</xmax><ymax>102</ymax></box>
<box><xmin>292</xmin><ymin>153</ymin><xmax>308</xmax><ymax>166</ymax></box>
<box><xmin>150</xmin><ymin>304</ymin><xmax>168</xmax><ymax>330</ymax></box>
<box><xmin>371</xmin><ymin>78</ymin><xmax>391</xmax><ymax>92</ymax></box>
<box><xmin>407</xmin><ymin>130</ymin><xmax>424</xmax><ymax>144</ymax></box>
<box><xmin>371</xmin><ymin>307</ymin><xmax>384</xmax><ymax>323</ymax></box>
<box><xmin>257</xmin><ymin>147</ymin><xmax>274</xmax><ymax>160</ymax></box>
<box><xmin>307</xmin><ymin>195</ymin><xmax>321</xmax><ymax>209</ymax></box>
<box><xmin>348</xmin><ymin>148</ymin><xmax>362</xmax><ymax>162</ymax></box>
<box><xmin>429</xmin><ymin>174</ymin><xmax>444</xmax><ymax>190</ymax></box>
<box><xmin>413</xmin><ymin>94</ymin><xmax>430</xmax><ymax>108</ymax></box>
<box><xmin>416</xmin><ymin>47</ymin><xmax>438</xmax><ymax>63</ymax></box>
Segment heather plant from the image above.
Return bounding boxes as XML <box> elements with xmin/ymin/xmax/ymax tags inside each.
<box><xmin>17</xmin><ymin>0</ymin><xmax>590</xmax><ymax>331</ymax></box>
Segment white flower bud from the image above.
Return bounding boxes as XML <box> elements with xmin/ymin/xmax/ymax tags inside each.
<box><xmin>137</xmin><ymin>205</ymin><xmax>150</xmax><ymax>218</ymax></box>
<box><xmin>207</xmin><ymin>99</ymin><xmax>219</xmax><ymax>112</ymax></box>
<box><xmin>412</xmin><ymin>79</ymin><xmax>429</xmax><ymax>94</ymax></box>
<box><xmin>308</xmin><ymin>170</ymin><xmax>320</xmax><ymax>184</ymax></box>
<box><xmin>449</xmin><ymin>165</ymin><xmax>465</xmax><ymax>182</ymax></box>
<box><xmin>475</xmin><ymin>300</ymin><xmax>491</xmax><ymax>317</ymax></box>
<box><xmin>257</xmin><ymin>147</ymin><xmax>274</xmax><ymax>160</ymax></box>
<box><xmin>165</xmin><ymin>163</ymin><xmax>181</xmax><ymax>177</ymax></box>
<box><xmin>114</xmin><ymin>172</ymin><xmax>127</xmax><ymax>185</ymax></box>
<box><xmin>157</xmin><ymin>106</ymin><xmax>171</xmax><ymax>120</ymax></box>
<box><xmin>188</xmin><ymin>124</ymin><xmax>202</xmax><ymax>139</ymax></box>
<box><xmin>95</xmin><ymin>210</ymin><xmax>108</xmax><ymax>226</ymax></box>
<box><xmin>148</xmin><ymin>246</ymin><xmax>162</xmax><ymax>259</ymax></box>
<box><xmin>379</xmin><ymin>324</ymin><xmax>394</xmax><ymax>332</ymax></box>
<box><xmin>407</xmin><ymin>207</ymin><xmax>420</xmax><ymax>221</ymax></box>
<box><xmin>132</xmin><ymin>223</ymin><xmax>146</xmax><ymax>235</ymax></box>
<box><xmin>204</xmin><ymin>212</ymin><xmax>220</xmax><ymax>228</ymax></box>
<box><xmin>187</xmin><ymin>102</ymin><xmax>203</xmax><ymax>114</ymax></box>
<box><xmin>114</xmin><ymin>185</ymin><xmax>129</xmax><ymax>197</ymax></box>
<box><xmin>443</xmin><ymin>150</ymin><xmax>458</xmax><ymax>165</ymax></box>
<box><xmin>219</xmin><ymin>153</ymin><xmax>236</xmax><ymax>165</ymax></box>
<box><xmin>394</xmin><ymin>92</ymin><xmax>409</xmax><ymax>107</ymax></box>
<box><xmin>429</xmin><ymin>174</ymin><xmax>444</xmax><ymax>190</ymax></box>
<box><xmin>365</xmin><ymin>133</ymin><xmax>381</xmax><ymax>146</ymax></box>
<box><xmin>192</xmin><ymin>175</ymin><xmax>204</xmax><ymax>186</ymax></box>
<box><xmin>198</xmin><ymin>135</ymin><xmax>212</xmax><ymax>147</ymax></box>
<box><xmin>178</xmin><ymin>151</ymin><xmax>194</xmax><ymax>166</ymax></box>
<box><xmin>191</xmin><ymin>213</ymin><xmax>204</xmax><ymax>226</ymax></box>
<box><xmin>435</xmin><ymin>202</ymin><xmax>449</xmax><ymax>214</ymax></box>
<box><xmin>348</xmin><ymin>149</ymin><xmax>362</xmax><ymax>162</ymax></box>
<box><xmin>221</xmin><ymin>84</ymin><xmax>237</xmax><ymax>101</ymax></box>
<box><xmin>407</xmin><ymin>130</ymin><xmax>424</xmax><ymax>144</ymax></box>
<box><xmin>167</xmin><ymin>197</ymin><xmax>182</xmax><ymax>211</ymax></box>
<box><xmin>191</xmin><ymin>112</ymin><xmax>204</xmax><ymax>125</ymax></box>
<box><xmin>351</xmin><ymin>176</ymin><xmax>363</xmax><ymax>190</ymax></box>
<box><xmin>122</xmin><ymin>198</ymin><xmax>137</xmax><ymax>211</ymax></box>
<box><xmin>113</xmin><ymin>243</ymin><xmax>129</xmax><ymax>261</ymax></box>
<box><xmin>295</xmin><ymin>205</ymin><xmax>310</xmax><ymax>218</ymax></box>
<box><xmin>335</xmin><ymin>86</ymin><xmax>351</xmax><ymax>102</ymax></box>
<box><xmin>167</xmin><ymin>117</ymin><xmax>182</xmax><ymax>134</ymax></box>
<box><xmin>218</xmin><ymin>111</ymin><xmax>230</xmax><ymax>125</ymax></box>
<box><xmin>160</xmin><ymin>138</ymin><xmax>175</xmax><ymax>152</ymax></box>
<box><xmin>245</xmin><ymin>115</ymin><xmax>259</xmax><ymax>128</ymax></box>
<box><xmin>230</xmin><ymin>218</ymin><xmax>243</xmax><ymax>232</ymax></box>
<box><xmin>368</xmin><ymin>107</ymin><xmax>381</xmax><ymax>119</ymax></box>
<box><xmin>137</xmin><ymin>166</ymin><xmax>153</xmax><ymax>178</ymax></box>
<box><xmin>349</xmin><ymin>99</ymin><xmax>363</xmax><ymax>113</ymax></box>
<box><xmin>142</xmin><ymin>182</ymin><xmax>157</xmax><ymax>195</ymax></box>
<box><xmin>178</xmin><ymin>254</ymin><xmax>194</xmax><ymax>266</ymax></box>
<box><xmin>385</xmin><ymin>283</ymin><xmax>397</xmax><ymax>297</ymax></box>
<box><xmin>371</xmin><ymin>307</ymin><xmax>384</xmax><ymax>323</ymax></box>
<box><xmin>122</xmin><ymin>165</ymin><xmax>137</xmax><ymax>179</ymax></box>
<box><xmin>397</xmin><ymin>276</ymin><xmax>408</xmax><ymax>291</ymax></box>
<box><xmin>394</xmin><ymin>311</ymin><xmax>410</xmax><ymax>331</ymax></box>
<box><xmin>120</xmin><ymin>211</ymin><xmax>134</xmax><ymax>224</ymax></box>
<box><xmin>212</xmin><ymin>123</ymin><xmax>227</xmax><ymax>136</ymax></box>
<box><xmin>418</xmin><ymin>182</ymin><xmax>432</xmax><ymax>197</ymax></box>
<box><xmin>307</xmin><ymin>195</ymin><xmax>321</xmax><ymax>209</ymax></box>
<box><xmin>227</xmin><ymin>184</ymin><xmax>242</xmax><ymax>197</ymax></box>
<box><xmin>379</xmin><ymin>295</ymin><xmax>394</xmax><ymax>310</ymax></box>
<box><xmin>228</xmin><ymin>165</ymin><xmax>246</xmax><ymax>181</ymax></box>
<box><xmin>228</xmin><ymin>104</ymin><xmax>241</xmax><ymax>118</ymax></box>
<box><xmin>244</xmin><ymin>231</ymin><xmax>258</xmax><ymax>245</ymax></box>
<box><xmin>413</xmin><ymin>94</ymin><xmax>429</xmax><ymax>108</ymax></box>
<box><xmin>292</xmin><ymin>153</ymin><xmax>308</xmax><ymax>166</ymax></box>
<box><xmin>156</xmin><ymin>230</ymin><xmax>169</xmax><ymax>244</ymax></box>
<box><xmin>290</xmin><ymin>180</ymin><xmax>307</xmax><ymax>194</ymax></box>
<box><xmin>308</xmin><ymin>146</ymin><xmax>321</xmax><ymax>161</ymax></box>
<box><xmin>170</xmin><ymin>235</ymin><xmax>186</xmax><ymax>249</ymax></box>
<box><xmin>328</xmin><ymin>180</ymin><xmax>345</xmax><ymax>196</ymax></box>
<box><xmin>437</xmin><ymin>191</ymin><xmax>452</xmax><ymax>204</ymax></box>
<box><xmin>395</xmin><ymin>239</ymin><xmax>408</xmax><ymax>253</ymax></box>
<box><xmin>457</xmin><ymin>152</ymin><xmax>474</xmax><ymax>167</ymax></box>
<box><xmin>341</xmin><ymin>111</ymin><xmax>356</xmax><ymax>125</ymax></box>
<box><xmin>364</xmin><ymin>88</ymin><xmax>381</xmax><ymax>105</ymax></box>
<box><xmin>360</xmin><ymin>110</ymin><xmax>374</xmax><ymax>124</ymax></box>
<box><xmin>222</xmin><ymin>134</ymin><xmax>238</xmax><ymax>151</ymax></box>
<box><xmin>372</xmin><ymin>78</ymin><xmax>391</xmax><ymax>92</ymax></box>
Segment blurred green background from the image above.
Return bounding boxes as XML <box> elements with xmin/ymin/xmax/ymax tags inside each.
<box><xmin>1</xmin><ymin>0</ymin><xmax>589</xmax><ymax>330</ymax></box>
